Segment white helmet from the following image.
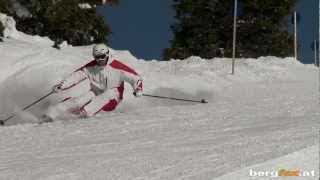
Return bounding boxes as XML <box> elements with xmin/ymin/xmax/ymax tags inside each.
<box><xmin>92</xmin><ymin>44</ymin><xmax>110</xmax><ymax>59</ymax></box>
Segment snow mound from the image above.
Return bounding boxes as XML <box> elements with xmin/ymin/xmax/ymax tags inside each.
<box><xmin>0</xmin><ymin>13</ymin><xmax>19</xmax><ymax>39</ymax></box>
<box><xmin>0</xmin><ymin>13</ymin><xmax>53</xmax><ymax>45</ymax></box>
<box><xmin>0</xmin><ymin>31</ymin><xmax>316</xmax><ymax>125</ymax></box>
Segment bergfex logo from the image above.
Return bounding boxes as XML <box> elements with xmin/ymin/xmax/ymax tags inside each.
<box><xmin>249</xmin><ymin>169</ymin><xmax>316</xmax><ymax>178</ymax></box>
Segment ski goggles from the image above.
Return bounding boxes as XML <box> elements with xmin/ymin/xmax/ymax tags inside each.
<box><xmin>94</xmin><ymin>54</ymin><xmax>109</xmax><ymax>61</ymax></box>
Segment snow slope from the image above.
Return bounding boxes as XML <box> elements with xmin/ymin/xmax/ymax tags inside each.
<box><xmin>214</xmin><ymin>145</ymin><xmax>318</xmax><ymax>180</ymax></box>
<box><xmin>0</xmin><ymin>15</ymin><xmax>319</xmax><ymax>179</ymax></box>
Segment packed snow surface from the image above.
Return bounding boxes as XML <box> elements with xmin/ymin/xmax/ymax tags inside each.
<box><xmin>214</xmin><ymin>145</ymin><xmax>318</xmax><ymax>180</ymax></box>
<box><xmin>0</xmin><ymin>17</ymin><xmax>319</xmax><ymax>179</ymax></box>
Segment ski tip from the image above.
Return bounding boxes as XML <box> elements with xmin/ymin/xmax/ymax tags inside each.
<box><xmin>201</xmin><ymin>99</ymin><xmax>208</xmax><ymax>103</ymax></box>
<box><xmin>0</xmin><ymin>120</ymin><xmax>4</xmax><ymax>126</ymax></box>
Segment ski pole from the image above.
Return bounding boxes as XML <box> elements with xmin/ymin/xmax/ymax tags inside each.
<box><xmin>0</xmin><ymin>91</ymin><xmax>54</xmax><ymax>125</ymax></box>
<box><xmin>143</xmin><ymin>94</ymin><xmax>208</xmax><ymax>104</ymax></box>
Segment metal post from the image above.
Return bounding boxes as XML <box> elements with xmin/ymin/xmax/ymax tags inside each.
<box><xmin>294</xmin><ymin>11</ymin><xmax>298</xmax><ymax>61</ymax></box>
<box><xmin>314</xmin><ymin>40</ymin><xmax>317</xmax><ymax>66</ymax></box>
<box><xmin>318</xmin><ymin>0</ymin><xmax>320</xmax><ymax>104</ymax></box>
<box><xmin>232</xmin><ymin>0</ymin><xmax>238</xmax><ymax>75</ymax></box>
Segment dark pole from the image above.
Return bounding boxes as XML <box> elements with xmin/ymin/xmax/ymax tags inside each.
<box><xmin>143</xmin><ymin>94</ymin><xmax>208</xmax><ymax>104</ymax></box>
<box><xmin>0</xmin><ymin>91</ymin><xmax>54</xmax><ymax>125</ymax></box>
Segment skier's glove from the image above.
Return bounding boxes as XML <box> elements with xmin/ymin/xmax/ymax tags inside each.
<box><xmin>133</xmin><ymin>79</ymin><xmax>143</xmax><ymax>98</ymax></box>
<box><xmin>133</xmin><ymin>90</ymin><xmax>143</xmax><ymax>97</ymax></box>
<box><xmin>52</xmin><ymin>84</ymin><xmax>63</xmax><ymax>93</ymax></box>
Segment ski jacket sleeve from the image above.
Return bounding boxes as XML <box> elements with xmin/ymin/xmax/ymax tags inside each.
<box><xmin>60</xmin><ymin>70</ymin><xmax>87</xmax><ymax>90</ymax></box>
<box><xmin>122</xmin><ymin>71</ymin><xmax>143</xmax><ymax>93</ymax></box>
<box><xmin>110</xmin><ymin>60</ymin><xmax>143</xmax><ymax>92</ymax></box>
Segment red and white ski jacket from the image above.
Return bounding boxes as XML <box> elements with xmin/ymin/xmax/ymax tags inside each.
<box><xmin>60</xmin><ymin>59</ymin><xmax>143</xmax><ymax>100</ymax></box>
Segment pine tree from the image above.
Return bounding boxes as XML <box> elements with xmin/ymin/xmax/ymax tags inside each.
<box><xmin>164</xmin><ymin>0</ymin><xmax>295</xmax><ymax>60</ymax></box>
<box><xmin>235</xmin><ymin>0</ymin><xmax>295</xmax><ymax>58</ymax></box>
<box><xmin>44</xmin><ymin>0</ymin><xmax>110</xmax><ymax>45</ymax></box>
<box><xmin>85</xmin><ymin>0</ymin><xmax>119</xmax><ymax>6</ymax></box>
<box><xmin>0</xmin><ymin>0</ymin><xmax>13</xmax><ymax>42</ymax></box>
<box><xmin>0</xmin><ymin>0</ymin><xmax>12</xmax><ymax>14</ymax></box>
<box><xmin>11</xmin><ymin>0</ymin><xmax>117</xmax><ymax>46</ymax></box>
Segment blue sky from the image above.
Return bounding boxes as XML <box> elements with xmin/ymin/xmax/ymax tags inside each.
<box><xmin>98</xmin><ymin>0</ymin><xmax>318</xmax><ymax>63</ymax></box>
<box><xmin>293</xmin><ymin>0</ymin><xmax>318</xmax><ymax>64</ymax></box>
<box><xmin>98</xmin><ymin>0</ymin><xmax>175</xmax><ymax>60</ymax></box>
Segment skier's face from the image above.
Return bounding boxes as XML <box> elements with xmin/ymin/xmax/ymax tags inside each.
<box><xmin>95</xmin><ymin>54</ymin><xmax>109</xmax><ymax>66</ymax></box>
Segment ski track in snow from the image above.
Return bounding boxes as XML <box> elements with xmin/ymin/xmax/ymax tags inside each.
<box><xmin>0</xmin><ymin>39</ymin><xmax>319</xmax><ymax>179</ymax></box>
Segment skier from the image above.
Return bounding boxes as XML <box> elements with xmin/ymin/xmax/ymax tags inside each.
<box><xmin>44</xmin><ymin>43</ymin><xmax>143</xmax><ymax>121</ymax></box>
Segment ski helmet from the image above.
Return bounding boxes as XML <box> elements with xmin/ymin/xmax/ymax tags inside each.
<box><xmin>92</xmin><ymin>44</ymin><xmax>110</xmax><ymax>61</ymax></box>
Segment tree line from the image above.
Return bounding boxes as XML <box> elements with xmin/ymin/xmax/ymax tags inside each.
<box><xmin>0</xmin><ymin>0</ymin><xmax>118</xmax><ymax>45</ymax></box>
<box><xmin>1</xmin><ymin>0</ymin><xmax>296</xmax><ymax>59</ymax></box>
<box><xmin>163</xmin><ymin>0</ymin><xmax>296</xmax><ymax>60</ymax></box>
